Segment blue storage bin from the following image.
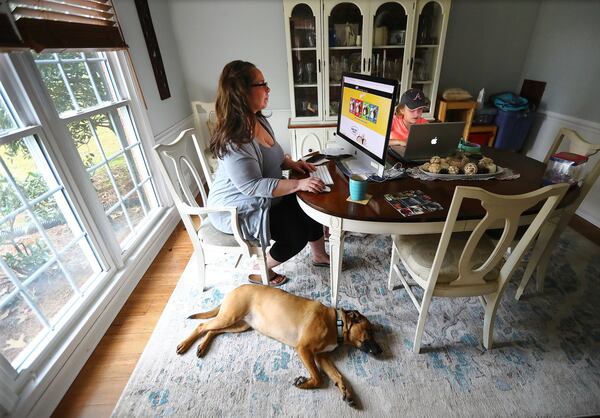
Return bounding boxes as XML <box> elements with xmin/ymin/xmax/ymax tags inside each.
<box><xmin>493</xmin><ymin>109</ymin><xmax>535</xmax><ymax>152</ymax></box>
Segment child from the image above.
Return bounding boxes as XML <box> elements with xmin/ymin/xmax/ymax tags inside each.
<box><xmin>389</xmin><ymin>88</ymin><xmax>429</xmax><ymax>146</ymax></box>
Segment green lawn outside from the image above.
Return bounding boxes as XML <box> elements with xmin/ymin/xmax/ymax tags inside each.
<box><xmin>4</xmin><ymin>126</ymin><xmax>125</xmax><ymax>183</ymax></box>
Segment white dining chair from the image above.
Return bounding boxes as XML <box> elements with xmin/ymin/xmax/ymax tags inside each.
<box><xmin>515</xmin><ymin>127</ymin><xmax>600</xmax><ymax>299</ymax></box>
<box><xmin>191</xmin><ymin>101</ymin><xmax>218</xmax><ymax>184</ymax></box>
<box><xmin>388</xmin><ymin>184</ymin><xmax>568</xmax><ymax>353</ymax></box>
<box><xmin>154</xmin><ymin>128</ymin><xmax>269</xmax><ymax>290</ymax></box>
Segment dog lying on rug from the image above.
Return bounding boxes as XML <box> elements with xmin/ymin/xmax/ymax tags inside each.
<box><xmin>176</xmin><ymin>284</ymin><xmax>382</xmax><ymax>407</ymax></box>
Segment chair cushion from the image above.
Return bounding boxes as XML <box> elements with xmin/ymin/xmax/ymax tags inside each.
<box><xmin>198</xmin><ymin>220</ymin><xmax>239</xmax><ymax>247</ymax></box>
<box><xmin>396</xmin><ymin>232</ymin><xmax>501</xmax><ymax>284</ymax></box>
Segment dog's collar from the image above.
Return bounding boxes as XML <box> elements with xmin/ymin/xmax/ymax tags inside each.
<box><xmin>336</xmin><ymin>309</ymin><xmax>344</xmax><ymax>344</ymax></box>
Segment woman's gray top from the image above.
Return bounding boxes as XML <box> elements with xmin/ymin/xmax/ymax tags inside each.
<box><xmin>207</xmin><ymin>116</ymin><xmax>285</xmax><ymax>247</ymax></box>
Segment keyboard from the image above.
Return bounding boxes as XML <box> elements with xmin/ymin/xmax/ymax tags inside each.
<box><xmin>310</xmin><ymin>165</ymin><xmax>334</xmax><ymax>185</ymax></box>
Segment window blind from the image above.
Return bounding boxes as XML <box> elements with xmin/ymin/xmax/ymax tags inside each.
<box><xmin>1</xmin><ymin>0</ymin><xmax>127</xmax><ymax>51</ymax></box>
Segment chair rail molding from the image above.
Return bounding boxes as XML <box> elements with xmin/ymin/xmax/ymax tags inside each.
<box><xmin>154</xmin><ymin>114</ymin><xmax>194</xmax><ymax>145</ymax></box>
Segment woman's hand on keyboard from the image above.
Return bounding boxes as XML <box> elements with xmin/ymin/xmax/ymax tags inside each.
<box><xmin>296</xmin><ymin>177</ymin><xmax>325</xmax><ymax>193</ymax></box>
<box><xmin>286</xmin><ymin>159</ymin><xmax>316</xmax><ymax>175</ymax></box>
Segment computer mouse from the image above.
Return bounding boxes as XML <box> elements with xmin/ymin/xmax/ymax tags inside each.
<box><xmin>321</xmin><ymin>185</ymin><xmax>331</xmax><ymax>193</ymax></box>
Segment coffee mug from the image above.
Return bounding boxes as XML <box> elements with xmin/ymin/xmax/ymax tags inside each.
<box><xmin>349</xmin><ymin>174</ymin><xmax>368</xmax><ymax>201</ymax></box>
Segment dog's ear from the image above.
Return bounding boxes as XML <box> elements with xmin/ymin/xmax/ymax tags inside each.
<box><xmin>346</xmin><ymin>310</ymin><xmax>364</xmax><ymax>323</ymax></box>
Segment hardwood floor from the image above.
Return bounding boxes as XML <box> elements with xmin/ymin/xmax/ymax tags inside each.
<box><xmin>51</xmin><ymin>222</ymin><xmax>192</xmax><ymax>418</ymax></box>
<box><xmin>51</xmin><ymin>216</ymin><xmax>599</xmax><ymax>417</ymax></box>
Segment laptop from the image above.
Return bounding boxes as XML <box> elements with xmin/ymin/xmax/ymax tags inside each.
<box><xmin>388</xmin><ymin>121</ymin><xmax>465</xmax><ymax>162</ymax></box>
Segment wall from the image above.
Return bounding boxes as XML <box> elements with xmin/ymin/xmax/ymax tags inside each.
<box><xmin>520</xmin><ymin>0</ymin><xmax>600</xmax><ymax>121</ymax></box>
<box><xmin>168</xmin><ymin>0</ymin><xmax>289</xmax><ymax>108</ymax></box>
<box><xmin>113</xmin><ymin>0</ymin><xmax>192</xmax><ymax>137</ymax></box>
<box><xmin>439</xmin><ymin>0</ymin><xmax>540</xmax><ymax>97</ymax></box>
<box><xmin>520</xmin><ymin>0</ymin><xmax>600</xmax><ymax>226</ymax></box>
<box><xmin>168</xmin><ymin>0</ymin><xmax>292</xmax><ymax>153</ymax></box>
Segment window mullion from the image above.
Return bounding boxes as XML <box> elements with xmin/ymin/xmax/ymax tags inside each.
<box><xmin>87</xmin><ymin>119</ymin><xmax>135</xmax><ymax>232</ymax></box>
<box><xmin>107</xmin><ymin>110</ymin><xmax>149</xmax><ymax>215</ymax></box>
<box><xmin>0</xmin><ymin>126</ymin><xmax>38</xmax><ymax>146</ymax></box>
<box><xmin>111</xmin><ymin>52</ymin><xmax>173</xmax><ymax>207</ymax></box>
<box><xmin>21</xmin><ymin>132</ymin><xmax>102</xmax><ymax>277</ymax></box>
<box><xmin>8</xmin><ymin>53</ymin><xmax>123</xmax><ymax>269</ymax></box>
<box><xmin>54</xmin><ymin>53</ymin><xmax>80</xmax><ymax>113</ymax></box>
<box><xmin>59</xmin><ymin>100</ymin><xmax>129</xmax><ymax>125</ymax></box>
<box><xmin>79</xmin><ymin>53</ymin><xmax>103</xmax><ymax>104</ymax></box>
<box><xmin>0</xmin><ymin>156</ymin><xmax>82</xmax><ymax>297</ymax></box>
<box><xmin>0</xmin><ymin>258</ymin><xmax>51</xmax><ymax>330</ymax></box>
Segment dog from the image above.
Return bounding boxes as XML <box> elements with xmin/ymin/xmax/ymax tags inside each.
<box><xmin>176</xmin><ymin>284</ymin><xmax>382</xmax><ymax>407</ymax></box>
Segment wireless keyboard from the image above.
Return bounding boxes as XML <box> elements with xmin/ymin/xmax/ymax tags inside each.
<box><xmin>310</xmin><ymin>165</ymin><xmax>334</xmax><ymax>185</ymax></box>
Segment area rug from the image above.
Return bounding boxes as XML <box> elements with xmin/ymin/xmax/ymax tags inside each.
<box><xmin>112</xmin><ymin>228</ymin><xmax>600</xmax><ymax>417</ymax></box>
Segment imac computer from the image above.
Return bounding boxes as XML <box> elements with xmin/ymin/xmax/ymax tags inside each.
<box><xmin>335</xmin><ymin>72</ymin><xmax>398</xmax><ymax>177</ymax></box>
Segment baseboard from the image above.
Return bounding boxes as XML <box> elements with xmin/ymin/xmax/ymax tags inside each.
<box><xmin>14</xmin><ymin>208</ymin><xmax>180</xmax><ymax>418</ymax></box>
<box><xmin>569</xmin><ymin>214</ymin><xmax>600</xmax><ymax>246</ymax></box>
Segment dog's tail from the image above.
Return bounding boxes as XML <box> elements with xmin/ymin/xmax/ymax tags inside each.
<box><xmin>187</xmin><ymin>305</ymin><xmax>220</xmax><ymax>319</ymax></box>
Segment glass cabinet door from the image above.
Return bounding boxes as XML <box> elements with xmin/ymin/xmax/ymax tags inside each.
<box><xmin>410</xmin><ymin>0</ymin><xmax>444</xmax><ymax>102</ymax></box>
<box><xmin>370</xmin><ymin>2</ymin><xmax>409</xmax><ymax>85</ymax></box>
<box><xmin>323</xmin><ymin>1</ymin><xmax>367</xmax><ymax>120</ymax></box>
<box><xmin>289</xmin><ymin>3</ymin><xmax>321</xmax><ymax>120</ymax></box>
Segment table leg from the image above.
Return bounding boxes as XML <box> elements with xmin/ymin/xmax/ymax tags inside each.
<box><xmin>328</xmin><ymin>217</ymin><xmax>345</xmax><ymax>307</ymax></box>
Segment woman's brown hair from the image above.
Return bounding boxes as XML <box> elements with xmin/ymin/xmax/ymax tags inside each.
<box><xmin>210</xmin><ymin>60</ymin><xmax>263</xmax><ymax>159</ymax></box>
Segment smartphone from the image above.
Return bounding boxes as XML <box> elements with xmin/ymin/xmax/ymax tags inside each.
<box><xmin>306</xmin><ymin>153</ymin><xmax>325</xmax><ymax>163</ymax></box>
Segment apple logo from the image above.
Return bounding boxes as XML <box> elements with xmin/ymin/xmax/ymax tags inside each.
<box><xmin>430</xmin><ymin>136</ymin><xmax>438</xmax><ymax>145</ymax></box>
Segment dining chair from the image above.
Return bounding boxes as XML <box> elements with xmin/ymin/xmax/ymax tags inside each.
<box><xmin>388</xmin><ymin>183</ymin><xmax>568</xmax><ymax>353</ymax></box>
<box><xmin>515</xmin><ymin>127</ymin><xmax>600</xmax><ymax>299</ymax></box>
<box><xmin>191</xmin><ymin>101</ymin><xmax>218</xmax><ymax>183</ymax></box>
<box><xmin>154</xmin><ymin>128</ymin><xmax>269</xmax><ymax>290</ymax></box>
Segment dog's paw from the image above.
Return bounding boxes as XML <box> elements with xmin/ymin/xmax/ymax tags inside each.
<box><xmin>336</xmin><ymin>383</ymin><xmax>356</xmax><ymax>408</ymax></box>
<box><xmin>196</xmin><ymin>344</ymin><xmax>207</xmax><ymax>358</ymax></box>
<box><xmin>176</xmin><ymin>343</ymin><xmax>187</xmax><ymax>355</ymax></box>
<box><xmin>343</xmin><ymin>393</ymin><xmax>356</xmax><ymax>408</ymax></box>
<box><xmin>293</xmin><ymin>376</ymin><xmax>308</xmax><ymax>387</ymax></box>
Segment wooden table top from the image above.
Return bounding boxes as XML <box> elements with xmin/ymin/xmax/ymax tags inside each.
<box><xmin>296</xmin><ymin>147</ymin><xmax>580</xmax><ymax>223</ymax></box>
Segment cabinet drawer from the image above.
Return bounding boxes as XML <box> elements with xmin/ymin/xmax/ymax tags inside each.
<box><xmin>290</xmin><ymin>128</ymin><xmax>327</xmax><ymax>159</ymax></box>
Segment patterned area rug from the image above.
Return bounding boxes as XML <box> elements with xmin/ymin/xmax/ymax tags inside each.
<box><xmin>112</xmin><ymin>228</ymin><xmax>600</xmax><ymax>417</ymax></box>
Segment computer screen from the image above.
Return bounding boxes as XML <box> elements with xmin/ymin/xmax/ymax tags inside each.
<box><xmin>336</xmin><ymin>73</ymin><xmax>398</xmax><ymax>174</ymax></box>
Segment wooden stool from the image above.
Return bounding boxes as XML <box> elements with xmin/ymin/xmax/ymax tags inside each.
<box><xmin>437</xmin><ymin>99</ymin><xmax>476</xmax><ymax>139</ymax></box>
<box><xmin>469</xmin><ymin>124</ymin><xmax>498</xmax><ymax>147</ymax></box>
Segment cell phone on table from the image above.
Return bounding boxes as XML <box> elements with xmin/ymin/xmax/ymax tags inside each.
<box><xmin>305</xmin><ymin>153</ymin><xmax>325</xmax><ymax>163</ymax></box>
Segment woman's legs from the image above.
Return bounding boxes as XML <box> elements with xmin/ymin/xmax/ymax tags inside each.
<box><xmin>269</xmin><ymin>195</ymin><xmax>329</xmax><ymax>266</ymax></box>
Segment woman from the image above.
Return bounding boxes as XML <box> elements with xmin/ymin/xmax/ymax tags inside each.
<box><xmin>207</xmin><ymin>60</ymin><xmax>329</xmax><ymax>286</ymax></box>
<box><xmin>389</xmin><ymin>88</ymin><xmax>430</xmax><ymax>146</ymax></box>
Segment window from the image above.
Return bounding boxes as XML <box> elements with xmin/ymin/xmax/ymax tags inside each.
<box><xmin>0</xmin><ymin>49</ymin><xmax>166</xmax><ymax>414</ymax></box>
<box><xmin>34</xmin><ymin>52</ymin><xmax>159</xmax><ymax>248</ymax></box>
<box><xmin>0</xmin><ymin>136</ymin><xmax>103</xmax><ymax>369</ymax></box>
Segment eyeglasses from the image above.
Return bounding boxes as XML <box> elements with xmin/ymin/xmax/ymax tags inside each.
<box><xmin>251</xmin><ymin>81</ymin><xmax>269</xmax><ymax>89</ymax></box>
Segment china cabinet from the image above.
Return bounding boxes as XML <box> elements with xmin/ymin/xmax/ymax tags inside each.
<box><xmin>283</xmin><ymin>0</ymin><xmax>451</xmax><ymax>159</ymax></box>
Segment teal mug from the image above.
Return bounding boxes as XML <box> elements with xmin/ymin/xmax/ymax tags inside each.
<box><xmin>349</xmin><ymin>174</ymin><xmax>368</xmax><ymax>201</ymax></box>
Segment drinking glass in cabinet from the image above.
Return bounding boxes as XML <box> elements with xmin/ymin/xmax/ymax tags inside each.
<box><xmin>294</xmin><ymin>62</ymin><xmax>304</xmax><ymax>83</ymax></box>
<box><xmin>305</xmin><ymin>62</ymin><xmax>314</xmax><ymax>84</ymax></box>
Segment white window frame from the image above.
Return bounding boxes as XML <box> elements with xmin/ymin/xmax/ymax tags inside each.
<box><xmin>0</xmin><ymin>50</ymin><xmax>176</xmax><ymax>416</ymax></box>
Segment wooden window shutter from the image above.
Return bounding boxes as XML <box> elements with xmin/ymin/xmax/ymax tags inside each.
<box><xmin>2</xmin><ymin>0</ymin><xmax>127</xmax><ymax>51</ymax></box>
